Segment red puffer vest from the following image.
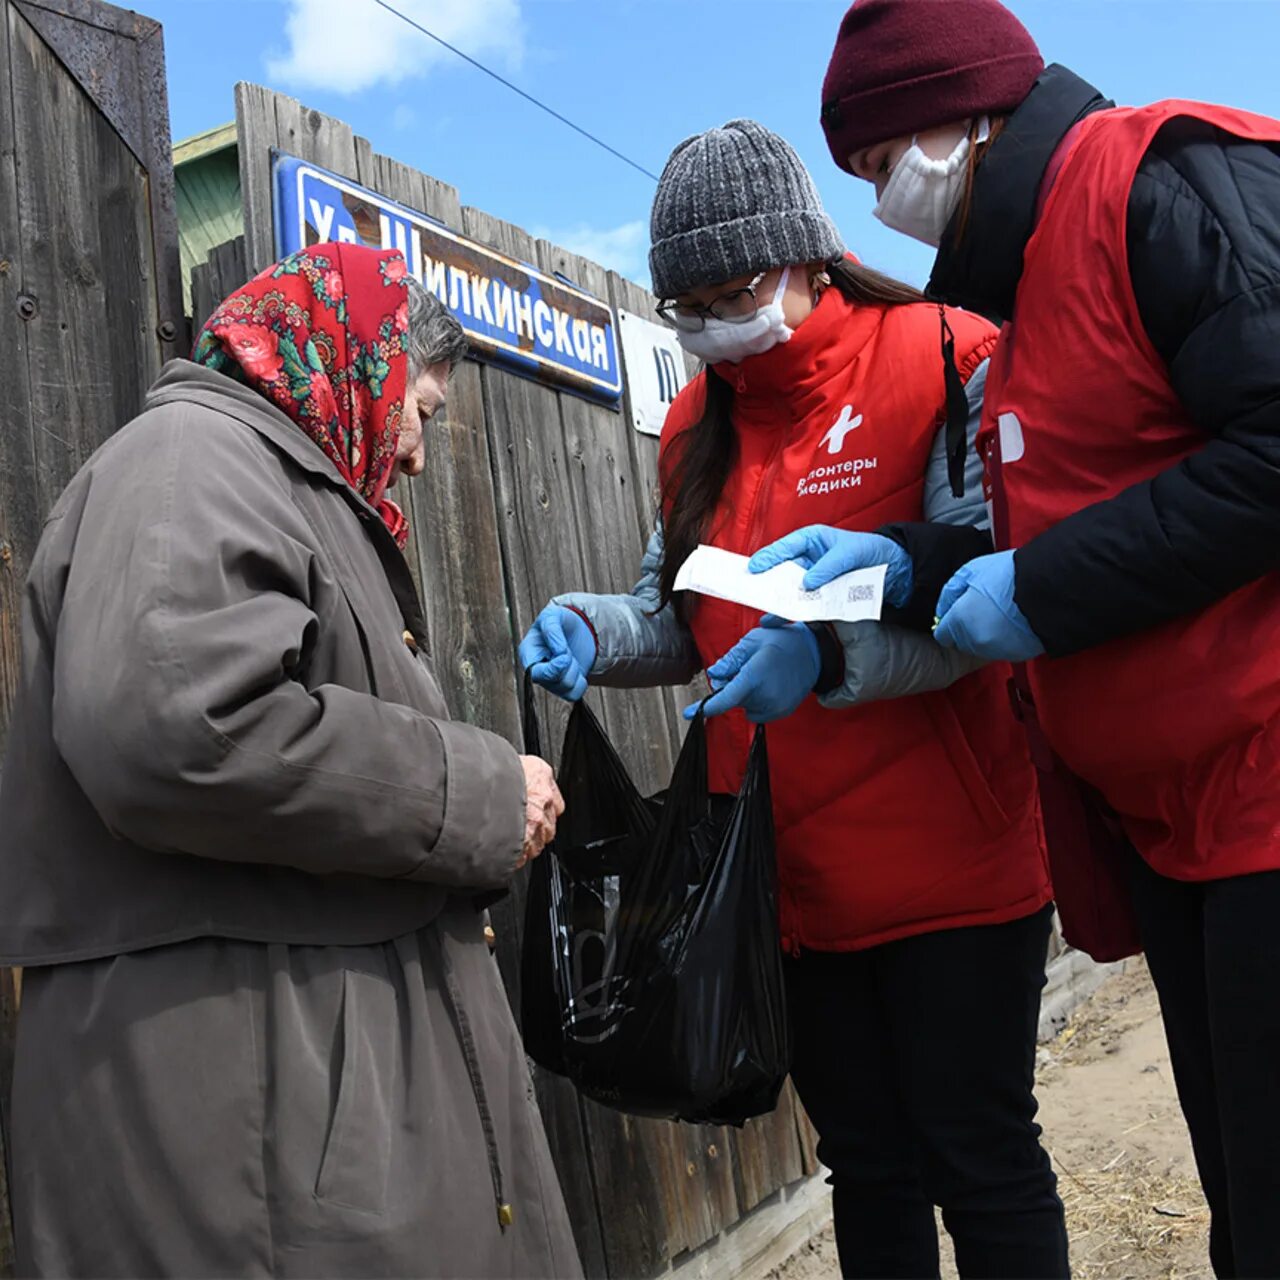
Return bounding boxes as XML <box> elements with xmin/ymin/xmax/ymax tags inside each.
<box><xmin>660</xmin><ymin>287</ymin><xmax>1050</xmax><ymax>952</ymax></box>
<box><xmin>981</xmin><ymin>102</ymin><xmax>1280</xmax><ymax>881</ymax></box>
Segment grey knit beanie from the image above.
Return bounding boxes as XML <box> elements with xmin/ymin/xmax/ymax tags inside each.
<box><xmin>649</xmin><ymin>119</ymin><xmax>845</xmax><ymax>299</ymax></box>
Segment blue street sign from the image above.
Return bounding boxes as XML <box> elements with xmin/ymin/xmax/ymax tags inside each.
<box><xmin>273</xmin><ymin>152</ymin><xmax>623</xmax><ymax>405</ymax></box>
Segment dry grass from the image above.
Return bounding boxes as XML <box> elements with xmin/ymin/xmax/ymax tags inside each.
<box><xmin>1051</xmin><ymin>1149</ymin><xmax>1209</xmax><ymax>1280</ymax></box>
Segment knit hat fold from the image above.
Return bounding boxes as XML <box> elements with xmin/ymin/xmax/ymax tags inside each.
<box><xmin>821</xmin><ymin>0</ymin><xmax>1044</xmax><ymax>171</ymax></box>
<box><xmin>649</xmin><ymin>119</ymin><xmax>845</xmax><ymax>299</ymax></box>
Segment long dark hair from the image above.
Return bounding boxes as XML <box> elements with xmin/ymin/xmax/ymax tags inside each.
<box><xmin>657</xmin><ymin>257</ymin><xmax>922</xmax><ymax>609</ymax></box>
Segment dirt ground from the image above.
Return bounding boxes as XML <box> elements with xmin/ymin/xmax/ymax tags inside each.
<box><xmin>771</xmin><ymin>960</ymin><xmax>1211</xmax><ymax>1280</ymax></box>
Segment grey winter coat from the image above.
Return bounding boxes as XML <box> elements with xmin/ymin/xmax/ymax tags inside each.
<box><xmin>0</xmin><ymin>361</ymin><xmax>581</xmax><ymax>1278</ymax></box>
<box><xmin>556</xmin><ymin>364</ymin><xmax>991</xmax><ymax>704</ymax></box>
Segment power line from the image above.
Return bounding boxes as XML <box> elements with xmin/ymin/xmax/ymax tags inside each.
<box><xmin>371</xmin><ymin>0</ymin><xmax>661</xmax><ymax>183</ymax></box>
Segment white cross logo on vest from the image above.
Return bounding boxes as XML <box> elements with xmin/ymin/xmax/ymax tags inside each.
<box><xmin>821</xmin><ymin>404</ymin><xmax>863</xmax><ymax>455</ymax></box>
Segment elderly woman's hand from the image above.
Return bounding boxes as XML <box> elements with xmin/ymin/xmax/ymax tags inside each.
<box><xmin>517</xmin><ymin>755</ymin><xmax>565</xmax><ymax>869</ymax></box>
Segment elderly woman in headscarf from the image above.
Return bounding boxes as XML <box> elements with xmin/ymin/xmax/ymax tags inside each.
<box><xmin>0</xmin><ymin>243</ymin><xmax>582</xmax><ymax>1279</ymax></box>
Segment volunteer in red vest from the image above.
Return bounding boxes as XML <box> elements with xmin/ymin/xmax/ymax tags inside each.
<box><xmin>790</xmin><ymin>2</ymin><xmax>1280</xmax><ymax>1274</ymax></box>
<box><xmin>520</xmin><ymin>120</ymin><xmax>1068</xmax><ymax>1279</ymax></box>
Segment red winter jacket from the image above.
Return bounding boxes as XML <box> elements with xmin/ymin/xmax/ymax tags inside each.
<box><xmin>659</xmin><ymin>288</ymin><xmax>1049</xmax><ymax>952</ymax></box>
<box><xmin>983</xmin><ymin>101</ymin><xmax>1280</xmax><ymax>881</ymax></box>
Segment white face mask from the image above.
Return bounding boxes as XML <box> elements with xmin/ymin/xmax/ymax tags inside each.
<box><xmin>676</xmin><ymin>266</ymin><xmax>793</xmax><ymax>365</ymax></box>
<box><xmin>873</xmin><ymin>119</ymin><xmax>989</xmax><ymax>248</ymax></box>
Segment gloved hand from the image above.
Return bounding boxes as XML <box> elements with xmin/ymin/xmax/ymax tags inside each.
<box><xmin>748</xmin><ymin>525</ymin><xmax>914</xmax><ymax>608</ymax></box>
<box><xmin>685</xmin><ymin>623</ymin><xmax>821</xmax><ymax>723</ymax></box>
<box><xmin>933</xmin><ymin>551</ymin><xmax>1045</xmax><ymax>662</ymax></box>
<box><xmin>518</xmin><ymin>605</ymin><xmax>597</xmax><ymax>701</ymax></box>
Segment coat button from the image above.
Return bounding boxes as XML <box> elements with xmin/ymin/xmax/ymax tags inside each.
<box><xmin>402</xmin><ymin>629</ymin><xmax>418</xmax><ymax>652</ymax></box>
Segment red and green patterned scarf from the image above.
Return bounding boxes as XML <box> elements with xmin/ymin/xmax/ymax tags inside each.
<box><xmin>194</xmin><ymin>243</ymin><xmax>413</xmax><ymax>549</ymax></box>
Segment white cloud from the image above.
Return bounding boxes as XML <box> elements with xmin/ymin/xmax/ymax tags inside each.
<box><xmin>392</xmin><ymin>103</ymin><xmax>417</xmax><ymax>131</ymax></box>
<box><xmin>266</xmin><ymin>0</ymin><xmax>523</xmax><ymax>95</ymax></box>
<box><xmin>532</xmin><ymin>220</ymin><xmax>650</xmax><ymax>287</ymax></box>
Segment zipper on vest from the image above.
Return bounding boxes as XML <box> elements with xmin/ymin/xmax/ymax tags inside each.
<box><xmin>745</xmin><ymin>428</ymin><xmax>789</xmax><ymax>553</ymax></box>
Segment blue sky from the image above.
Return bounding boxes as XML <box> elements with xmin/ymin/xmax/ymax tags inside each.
<box><xmin>150</xmin><ymin>0</ymin><xmax>1280</xmax><ymax>291</ymax></box>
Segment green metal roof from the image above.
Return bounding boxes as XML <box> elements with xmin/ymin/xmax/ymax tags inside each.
<box><xmin>173</xmin><ymin>123</ymin><xmax>242</xmax><ymax>313</ymax></box>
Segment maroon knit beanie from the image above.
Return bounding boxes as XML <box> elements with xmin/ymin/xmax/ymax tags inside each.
<box><xmin>821</xmin><ymin>0</ymin><xmax>1044</xmax><ymax>172</ymax></box>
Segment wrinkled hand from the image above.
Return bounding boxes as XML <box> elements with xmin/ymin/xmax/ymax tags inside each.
<box><xmin>933</xmin><ymin>550</ymin><xmax>1045</xmax><ymax>662</ymax></box>
<box><xmin>518</xmin><ymin>605</ymin><xmax>597</xmax><ymax>702</ymax></box>
<box><xmin>749</xmin><ymin>525</ymin><xmax>913</xmax><ymax>608</ymax></box>
<box><xmin>686</xmin><ymin>623</ymin><xmax>821</xmax><ymax>724</ymax></box>
<box><xmin>517</xmin><ymin>755</ymin><xmax>565</xmax><ymax>869</ymax></box>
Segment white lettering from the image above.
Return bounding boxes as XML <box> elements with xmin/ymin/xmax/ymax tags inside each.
<box><xmin>533</xmin><ymin>299</ymin><xmax>554</xmax><ymax>347</ymax></box>
<box><xmin>470</xmin><ymin>275</ymin><xmax>495</xmax><ymax>326</ymax></box>
<box><xmin>448</xmin><ymin>266</ymin><xmax>472</xmax><ymax>316</ymax></box>
<box><xmin>572</xmin><ymin>318</ymin><xmax>591</xmax><ymax>363</ymax></box>
<box><xmin>493</xmin><ymin>283</ymin><xmax>515</xmax><ymax>333</ymax></box>
<box><xmin>423</xmin><ymin>256</ymin><xmax>447</xmax><ymax>302</ymax></box>
<box><xmin>514</xmin><ymin>294</ymin><xmax>535</xmax><ymax>342</ymax></box>
<box><xmin>337</xmin><ymin>225</ymin><xmax>358</xmax><ymax>244</ymax></box>
<box><xmin>410</xmin><ymin>227</ymin><xmax>423</xmax><ymax>279</ymax></box>
<box><xmin>591</xmin><ymin>325</ymin><xmax>609</xmax><ymax>371</ymax></box>
<box><xmin>553</xmin><ymin>307</ymin><xmax>574</xmax><ymax>356</ymax></box>
<box><xmin>309</xmin><ymin>199</ymin><xmax>335</xmax><ymax>242</ymax></box>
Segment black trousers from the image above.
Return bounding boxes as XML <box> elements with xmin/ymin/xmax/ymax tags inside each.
<box><xmin>785</xmin><ymin>905</ymin><xmax>1068</xmax><ymax>1280</ymax></box>
<box><xmin>1127</xmin><ymin>853</ymin><xmax>1280</xmax><ymax>1279</ymax></box>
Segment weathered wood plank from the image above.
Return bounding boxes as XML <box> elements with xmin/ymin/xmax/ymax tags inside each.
<box><xmin>535</xmin><ymin>244</ymin><xmax>676</xmax><ymax>795</ymax></box>
<box><xmin>10</xmin><ymin>4</ymin><xmax>155</xmax><ymax>512</ymax></box>
<box><xmin>453</xmin><ymin>202</ymin><xmax>612</xmax><ymax>1276</ymax></box>
<box><xmin>0</xmin><ymin>29</ymin><xmax>27</xmax><ymax>1278</ymax></box>
<box><xmin>0</xmin><ymin>1</ymin><xmax>39</xmax><ymax>759</ymax></box>
<box><xmin>190</xmin><ymin>235</ymin><xmax>248</xmax><ymax>334</ymax></box>
<box><xmin>605</xmin><ymin>270</ymin><xmax>704</xmax><ymax>752</ymax></box>
<box><xmin>3</xmin><ymin>8</ymin><xmax>173</xmax><ymax>1272</ymax></box>
<box><xmin>233</xmin><ymin>82</ymin><xmax>277</xmax><ymax>274</ymax></box>
<box><xmin>0</xmin><ymin>967</ymin><xmax>16</xmax><ymax>1278</ymax></box>
<box><xmin>732</xmin><ymin>1085</ymin><xmax>808</xmax><ymax>1215</ymax></box>
<box><xmin>794</xmin><ymin>1084</ymin><xmax>822</xmax><ymax>1178</ymax></box>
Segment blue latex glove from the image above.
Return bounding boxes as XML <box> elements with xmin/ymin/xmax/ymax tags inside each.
<box><xmin>518</xmin><ymin>605</ymin><xmax>598</xmax><ymax>701</ymax></box>
<box><xmin>748</xmin><ymin>525</ymin><xmax>914</xmax><ymax>609</ymax></box>
<box><xmin>933</xmin><ymin>551</ymin><xmax>1046</xmax><ymax>662</ymax></box>
<box><xmin>685</xmin><ymin>623</ymin><xmax>821</xmax><ymax>724</ymax></box>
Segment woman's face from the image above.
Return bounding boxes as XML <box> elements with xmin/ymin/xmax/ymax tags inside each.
<box><xmin>672</xmin><ymin>264</ymin><xmax>822</xmax><ymax>330</ymax></box>
<box><xmin>393</xmin><ymin>361</ymin><xmax>451</xmax><ymax>488</ymax></box>
<box><xmin>846</xmin><ymin>121</ymin><xmax>971</xmax><ymax>197</ymax></box>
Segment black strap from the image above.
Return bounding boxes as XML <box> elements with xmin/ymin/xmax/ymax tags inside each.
<box><xmin>940</xmin><ymin>307</ymin><xmax>970</xmax><ymax>499</ymax></box>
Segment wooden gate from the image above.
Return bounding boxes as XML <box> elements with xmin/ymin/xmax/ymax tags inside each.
<box><xmin>0</xmin><ymin>0</ymin><xmax>184</xmax><ymax>1269</ymax></box>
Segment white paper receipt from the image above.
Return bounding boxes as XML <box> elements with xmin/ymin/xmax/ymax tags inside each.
<box><xmin>673</xmin><ymin>544</ymin><xmax>886</xmax><ymax>624</ymax></box>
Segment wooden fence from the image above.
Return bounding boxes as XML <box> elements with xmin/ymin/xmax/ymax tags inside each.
<box><xmin>191</xmin><ymin>84</ymin><xmax>822</xmax><ymax>1278</ymax></box>
<box><xmin>0</xmin><ymin>0</ymin><xmax>187</xmax><ymax>1269</ymax></box>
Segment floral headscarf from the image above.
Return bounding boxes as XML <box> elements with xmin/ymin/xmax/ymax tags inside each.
<box><xmin>194</xmin><ymin>243</ymin><xmax>413</xmax><ymax>548</ymax></box>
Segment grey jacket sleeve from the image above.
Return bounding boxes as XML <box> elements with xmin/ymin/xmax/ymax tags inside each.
<box><xmin>48</xmin><ymin>410</ymin><xmax>524</xmax><ymax>890</ymax></box>
<box><xmin>819</xmin><ymin>360</ymin><xmax>990</xmax><ymax>709</ymax></box>
<box><xmin>553</xmin><ymin>519</ymin><xmax>702</xmax><ymax>688</ymax></box>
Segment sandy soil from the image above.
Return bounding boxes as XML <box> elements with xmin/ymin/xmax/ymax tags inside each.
<box><xmin>771</xmin><ymin>960</ymin><xmax>1211</xmax><ymax>1280</ymax></box>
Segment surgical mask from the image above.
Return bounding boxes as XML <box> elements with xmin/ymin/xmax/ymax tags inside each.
<box><xmin>675</xmin><ymin>266</ymin><xmax>794</xmax><ymax>365</ymax></box>
<box><xmin>873</xmin><ymin>119</ymin><xmax>989</xmax><ymax>248</ymax></box>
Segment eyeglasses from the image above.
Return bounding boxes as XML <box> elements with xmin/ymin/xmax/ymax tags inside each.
<box><xmin>656</xmin><ymin>270</ymin><xmax>771</xmax><ymax>332</ymax></box>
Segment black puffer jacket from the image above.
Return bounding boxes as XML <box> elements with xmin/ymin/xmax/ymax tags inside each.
<box><xmin>887</xmin><ymin>65</ymin><xmax>1280</xmax><ymax>657</ymax></box>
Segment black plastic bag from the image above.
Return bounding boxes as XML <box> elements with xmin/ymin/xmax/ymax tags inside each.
<box><xmin>520</xmin><ymin>675</ymin><xmax>790</xmax><ymax>1126</ymax></box>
